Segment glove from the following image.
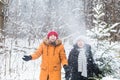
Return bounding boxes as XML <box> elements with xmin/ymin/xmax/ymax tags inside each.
<box><xmin>63</xmin><ymin>65</ymin><xmax>70</xmax><ymax>72</ymax></box>
<box><xmin>22</xmin><ymin>55</ymin><xmax>32</xmax><ymax>61</ymax></box>
<box><xmin>96</xmin><ymin>70</ymin><xmax>105</xmax><ymax>77</ymax></box>
<box><xmin>63</xmin><ymin>65</ymin><xmax>71</xmax><ymax>80</ymax></box>
<box><xmin>94</xmin><ymin>66</ymin><xmax>104</xmax><ymax>77</ymax></box>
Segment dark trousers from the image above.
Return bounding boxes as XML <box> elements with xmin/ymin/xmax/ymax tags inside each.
<box><xmin>80</xmin><ymin>76</ymin><xmax>88</xmax><ymax>80</ymax></box>
<box><xmin>71</xmin><ymin>72</ymin><xmax>88</xmax><ymax>80</ymax></box>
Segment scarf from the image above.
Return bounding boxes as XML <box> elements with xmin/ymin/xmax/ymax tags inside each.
<box><xmin>78</xmin><ymin>47</ymin><xmax>87</xmax><ymax>77</ymax></box>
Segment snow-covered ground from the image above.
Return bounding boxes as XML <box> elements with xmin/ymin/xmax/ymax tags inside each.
<box><xmin>1</xmin><ymin>0</ymin><xmax>119</xmax><ymax>80</ymax></box>
<box><xmin>0</xmin><ymin>38</ymin><xmax>120</xmax><ymax>80</ymax></box>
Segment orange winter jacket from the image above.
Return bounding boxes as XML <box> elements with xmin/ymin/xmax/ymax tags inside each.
<box><xmin>31</xmin><ymin>38</ymin><xmax>68</xmax><ymax>80</ymax></box>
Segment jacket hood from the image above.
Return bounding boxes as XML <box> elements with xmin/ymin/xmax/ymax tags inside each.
<box><xmin>43</xmin><ymin>37</ymin><xmax>62</xmax><ymax>46</ymax></box>
<box><xmin>73</xmin><ymin>43</ymin><xmax>87</xmax><ymax>49</ymax></box>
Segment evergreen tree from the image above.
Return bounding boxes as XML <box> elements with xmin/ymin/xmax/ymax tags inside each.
<box><xmin>87</xmin><ymin>1</ymin><xmax>120</xmax><ymax>79</ymax></box>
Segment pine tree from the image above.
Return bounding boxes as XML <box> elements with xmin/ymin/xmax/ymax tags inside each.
<box><xmin>87</xmin><ymin>0</ymin><xmax>120</xmax><ymax>79</ymax></box>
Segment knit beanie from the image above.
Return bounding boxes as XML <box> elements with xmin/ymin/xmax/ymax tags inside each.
<box><xmin>47</xmin><ymin>31</ymin><xmax>58</xmax><ymax>39</ymax></box>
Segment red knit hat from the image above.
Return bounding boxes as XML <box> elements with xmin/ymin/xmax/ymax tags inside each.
<box><xmin>47</xmin><ymin>31</ymin><xmax>58</xmax><ymax>39</ymax></box>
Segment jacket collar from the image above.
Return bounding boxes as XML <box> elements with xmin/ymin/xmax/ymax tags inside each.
<box><xmin>43</xmin><ymin>37</ymin><xmax>62</xmax><ymax>46</ymax></box>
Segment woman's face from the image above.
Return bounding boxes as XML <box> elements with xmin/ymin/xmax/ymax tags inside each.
<box><xmin>77</xmin><ymin>39</ymin><xmax>84</xmax><ymax>48</ymax></box>
<box><xmin>48</xmin><ymin>35</ymin><xmax>57</xmax><ymax>42</ymax></box>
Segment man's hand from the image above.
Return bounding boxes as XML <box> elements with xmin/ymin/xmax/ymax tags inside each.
<box><xmin>22</xmin><ymin>55</ymin><xmax>32</xmax><ymax>61</ymax></box>
<box><xmin>63</xmin><ymin>65</ymin><xmax>71</xmax><ymax>80</ymax></box>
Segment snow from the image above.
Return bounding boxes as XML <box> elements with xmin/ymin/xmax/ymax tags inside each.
<box><xmin>1</xmin><ymin>0</ymin><xmax>120</xmax><ymax>80</ymax></box>
<box><xmin>102</xmin><ymin>76</ymin><xmax>119</xmax><ymax>80</ymax></box>
<box><xmin>0</xmin><ymin>37</ymin><xmax>120</xmax><ymax>80</ymax></box>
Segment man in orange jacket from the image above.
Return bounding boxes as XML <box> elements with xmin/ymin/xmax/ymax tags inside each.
<box><xmin>22</xmin><ymin>31</ymin><xmax>70</xmax><ymax>80</ymax></box>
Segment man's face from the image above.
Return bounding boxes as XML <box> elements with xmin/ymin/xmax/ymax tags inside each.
<box><xmin>77</xmin><ymin>39</ymin><xmax>84</xmax><ymax>48</ymax></box>
<box><xmin>48</xmin><ymin>35</ymin><xmax>57</xmax><ymax>42</ymax></box>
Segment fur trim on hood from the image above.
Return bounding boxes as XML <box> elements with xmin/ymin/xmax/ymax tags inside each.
<box><xmin>43</xmin><ymin>37</ymin><xmax>62</xmax><ymax>46</ymax></box>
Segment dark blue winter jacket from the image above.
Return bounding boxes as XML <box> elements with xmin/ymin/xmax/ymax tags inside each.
<box><xmin>68</xmin><ymin>44</ymin><xmax>100</xmax><ymax>80</ymax></box>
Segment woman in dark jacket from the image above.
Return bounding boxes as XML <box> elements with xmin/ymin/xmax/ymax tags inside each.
<box><xmin>68</xmin><ymin>37</ymin><xmax>101</xmax><ymax>80</ymax></box>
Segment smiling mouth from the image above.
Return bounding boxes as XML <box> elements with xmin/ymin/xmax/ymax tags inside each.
<box><xmin>51</xmin><ymin>39</ymin><xmax>56</xmax><ymax>41</ymax></box>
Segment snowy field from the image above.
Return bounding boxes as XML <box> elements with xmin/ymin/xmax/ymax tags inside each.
<box><xmin>0</xmin><ymin>38</ymin><xmax>119</xmax><ymax>80</ymax></box>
